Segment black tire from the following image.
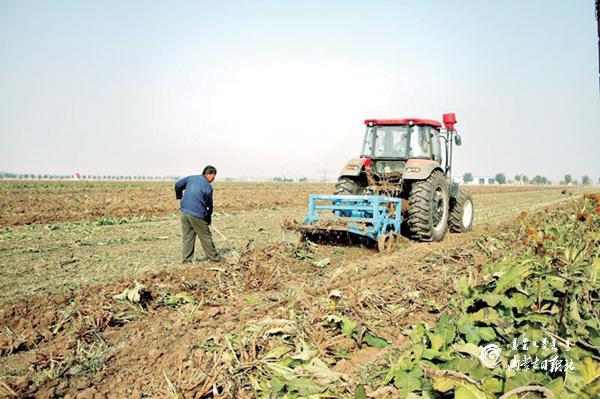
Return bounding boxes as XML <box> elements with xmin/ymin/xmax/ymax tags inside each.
<box><xmin>407</xmin><ymin>171</ymin><xmax>449</xmax><ymax>242</ymax></box>
<box><xmin>334</xmin><ymin>177</ymin><xmax>365</xmax><ymax>195</ymax></box>
<box><xmin>449</xmin><ymin>188</ymin><xmax>473</xmax><ymax>233</ymax></box>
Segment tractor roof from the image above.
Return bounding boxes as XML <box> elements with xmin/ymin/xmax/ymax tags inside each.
<box><xmin>364</xmin><ymin>118</ymin><xmax>442</xmax><ymax>128</ymax></box>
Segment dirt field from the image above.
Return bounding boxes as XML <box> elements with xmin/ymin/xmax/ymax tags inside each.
<box><xmin>0</xmin><ymin>182</ymin><xmax>598</xmax><ymax>398</ymax></box>
<box><xmin>0</xmin><ymin>181</ymin><xmax>570</xmax><ymax>226</ymax></box>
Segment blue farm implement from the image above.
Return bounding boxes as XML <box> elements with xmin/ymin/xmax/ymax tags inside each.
<box><xmin>297</xmin><ymin>194</ymin><xmax>402</xmax><ymax>252</ymax></box>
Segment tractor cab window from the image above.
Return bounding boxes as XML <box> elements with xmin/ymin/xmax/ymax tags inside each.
<box><xmin>431</xmin><ymin>129</ymin><xmax>442</xmax><ymax>163</ymax></box>
<box><xmin>362</xmin><ymin>125</ymin><xmax>438</xmax><ymax>160</ymax></box>
<box><xmin>362</xmin><ymin>126</ymin><xmax>410</xmax><ymax>158</ymax></box>
<box><xmin>409</xmin><ymin>127</ymin><xmax>431</xmax><ymax>158</ymax></box>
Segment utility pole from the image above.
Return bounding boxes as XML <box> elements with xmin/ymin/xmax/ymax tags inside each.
<box><xmin>316</xmin><ymin>169</ymin><xmax>328</xmax><ymax>182</ymax></box>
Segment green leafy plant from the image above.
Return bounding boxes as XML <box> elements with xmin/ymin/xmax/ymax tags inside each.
<box><xmin>370</xmin><ymin>196</ymin><xmax>600</xmax><ymax>398</ymax></box>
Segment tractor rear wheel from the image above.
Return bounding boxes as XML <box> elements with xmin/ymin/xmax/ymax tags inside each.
<box><xmin>334</xmin><ymin>177</ymin><xmax>365</xmax><ymax>195</ymax></box>
<box><xmin>407</xmin><ymin>171</ymin><xmax>449</xmax><ymax>242</ymax></box>
<box><xmin>449</xmin><ymin>188</ymin><xmax>473</xmax><ymax>233</ymax></box>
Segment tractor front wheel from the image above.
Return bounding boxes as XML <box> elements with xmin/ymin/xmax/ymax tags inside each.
<box><xmin>334</xmin><ymin>177</ymin><xmax>365</xmax><ymax>195</ymax></box>
<box><xmin>449</xmin><ymin>188</ymin><xmax>474</xmax><ymax>233</ymax></box>
<box><xmin>407</xmin><ymin>171</ymin><xmax>449</xmax><ymax>242</ymax></box>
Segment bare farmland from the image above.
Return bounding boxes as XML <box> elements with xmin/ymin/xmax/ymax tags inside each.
<box><xmin>0</xmin><ymin>182</ymin><xmax>598</xmax><ymax>398</ymax></box>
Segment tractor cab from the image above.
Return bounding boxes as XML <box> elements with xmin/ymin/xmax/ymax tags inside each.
<box><xmin>358</xmin><ymin>119</ymin><xmax>444</xmax><ymax>183</ymax></box>
<box><xmin>361</xmin><ymin>119</ymin><xmax>443</xmax><ymax>163</ymax></box>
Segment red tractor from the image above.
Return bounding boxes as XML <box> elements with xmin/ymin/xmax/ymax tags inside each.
<box><xmin>333</xmin><ymin>113</ymin><xmax>473</xmax><ymax>242</ymax></box>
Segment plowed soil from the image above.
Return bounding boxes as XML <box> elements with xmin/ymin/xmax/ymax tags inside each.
<box><xmin>0</xmin><ymin>182</ymin><xmax>329</xmax><ymax>226</ymax></box>
<box><xmin>0</xmin><ymin>181</ymin><xmax>569</xmax><ymax>226</ymax></box>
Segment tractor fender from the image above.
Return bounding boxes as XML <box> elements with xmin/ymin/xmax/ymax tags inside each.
<box><xmin>402</xmin><ymin>159</ymin><xmax>443</xmax><ymax>180</ymax></box>
<box><xmin>339</xmin><ymin>157</ymin><xmax>370</xmax><ymax>177</ymax></box>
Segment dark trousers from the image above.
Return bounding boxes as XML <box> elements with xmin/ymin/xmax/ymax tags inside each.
<box><xmin>180</xmin><ymin>212</ymin><xmax>220</xmax><ymax>263</ymax></box>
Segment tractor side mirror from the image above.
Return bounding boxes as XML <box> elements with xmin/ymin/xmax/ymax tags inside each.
<box><xmin>454</xmin><ymin>134</ymin><xmax>462</xmax><ymax>146</ymax></box>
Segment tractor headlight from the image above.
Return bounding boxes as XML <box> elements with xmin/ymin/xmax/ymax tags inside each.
<box><xmin>405</xmin><ymin>167</ymin><xmax>421</xmax><ymax>173</ymax></box>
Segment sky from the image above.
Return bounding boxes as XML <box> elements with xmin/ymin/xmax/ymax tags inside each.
<box><xmin>0</xmin><ymin>0</ymin><xmax>599</xmax><ymax>181</ymax></box>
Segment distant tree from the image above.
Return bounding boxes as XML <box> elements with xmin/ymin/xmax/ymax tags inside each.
<box><xmin>572</xmin><ymin>180</ymin><xmax>578</xmax><ymax>185</ymax></box>
<box><xmin>514</xmin><ymin>174</ymin><xmax>521</xmax><ymax>183</ymax></box>
<box><xmin>522</xmin><ymin>175</ymin><xmax>529</xmax><ymax>184</ymax></box>
<box><xmin>463</xmin><ymin>172</ymin><xmax>473</xmax><ymax>183</ymax></box>
<box><xmin>564</xmin><ymin>174</ymin><xmax>572</xmax><ymax>185</ymax></box>
<box><xmin>273</xmin><ymin>177</ymin><xmax>283</xmax><ymax>182</ymax></box>
<box><xmin>495</xmin><ymin>173</ymin><xmax>507</xmax><ymax>185</ymax></box>
<box><xmin>298</xmin><ymin>177</ymin><xmax>308</xmax><ymax>182</ymax></box>
<box><xmin>582</xmin><ymin>176</ymin><xmax>591</xmax><ymax>185</ymax></box>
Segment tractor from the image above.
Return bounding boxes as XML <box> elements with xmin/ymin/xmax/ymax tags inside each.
<box><xmin>297</xmin><ymin>113</ymin><xmax>473</xmax><ymax>251</ymax></box>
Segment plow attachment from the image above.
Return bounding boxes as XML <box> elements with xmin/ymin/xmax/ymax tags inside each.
<box><xmin>296</xmin><ymin>194</ymin><xmax>402</xmax><ymax>252</ymax></box>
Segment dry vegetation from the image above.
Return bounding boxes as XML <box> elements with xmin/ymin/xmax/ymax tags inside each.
<box><xmin>0</xmin><ymin>181</ymin><xmax>598</xmax><ymax>398</ymax></box>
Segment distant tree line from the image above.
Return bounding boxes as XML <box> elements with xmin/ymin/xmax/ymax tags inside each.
<box><xmin>461</xmin><ymin>172</ymin><xmax>597</xmax><ymax>186</ymax></box>
<box><xmin>0</xmin><ymin>172</ymin><xmax>180</xmax><ymax>181</ymax></box>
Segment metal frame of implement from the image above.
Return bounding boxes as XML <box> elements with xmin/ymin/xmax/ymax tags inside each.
<box><xmin>302</xmin><ymin>194</ymin><xmax>402</xmax><ymax>241</ymax></box>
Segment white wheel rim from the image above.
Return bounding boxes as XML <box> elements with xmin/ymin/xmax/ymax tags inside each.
<box><xmin>462</xmin><ymin>200</ymin><xmax>473</xmax><ymax>227</ymax></box>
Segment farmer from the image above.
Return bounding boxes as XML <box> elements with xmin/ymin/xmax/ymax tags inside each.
<box><xmin>175</xmin><ymin>166</ymin><xmax>220</xmax><ymax>263</ymax></box>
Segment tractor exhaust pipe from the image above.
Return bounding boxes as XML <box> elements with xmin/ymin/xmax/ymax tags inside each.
<box><xmin>443</xmin><ymin>113</ymin><xmax>457</xmax><ymax>180</ymax></box>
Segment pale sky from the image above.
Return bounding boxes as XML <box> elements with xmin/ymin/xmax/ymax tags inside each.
<box><xmin>0</xmin><ymin>1</ymin><xmax>599</xmax><ymax>181</ymax></box>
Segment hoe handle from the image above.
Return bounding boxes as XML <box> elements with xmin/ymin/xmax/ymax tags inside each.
<box><xmin>211</xmin><ymin>224</ymin><xmax>229</xmax><ymax>241</ymax></box>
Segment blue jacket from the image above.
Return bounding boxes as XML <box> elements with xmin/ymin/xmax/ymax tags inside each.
<box><xmin>175</xmin><ymin>175</ymin><xmax>213</xmax><ymax>220</ymax></box>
